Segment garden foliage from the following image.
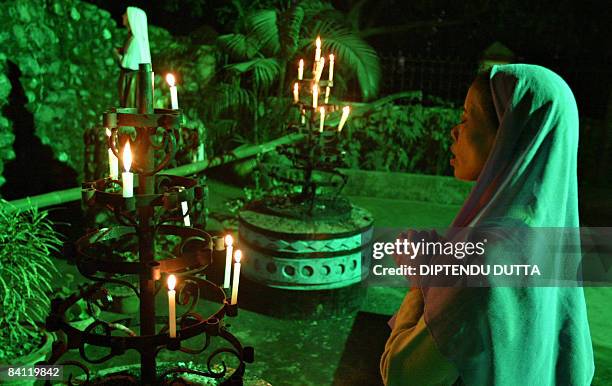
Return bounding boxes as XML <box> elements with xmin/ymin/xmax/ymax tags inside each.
<box><xmin>0</xmin><ymin>204</ymin><xmax>61</xmax><ymax>360</ymax></box>
<box><xmin>340</xmin><ymin>94</ymin><xmax>461</xmax><ymax>175</ymax></box>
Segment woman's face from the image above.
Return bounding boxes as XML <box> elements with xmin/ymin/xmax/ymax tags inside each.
<box><xmin>122</xmin><ymin>12</ymin><xmax>130</xmax><ymax>31</ymax></box>
<box><xmin>450</xmin><ymin>84</ymin><xmax>497</xmax><ymax>181</ymax></box>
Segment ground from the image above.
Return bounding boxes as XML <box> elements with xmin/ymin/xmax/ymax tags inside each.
<box><xmin>47</xmin><ymin>176</ymin><xmax>611</xmax><ymax>386</ymax></box>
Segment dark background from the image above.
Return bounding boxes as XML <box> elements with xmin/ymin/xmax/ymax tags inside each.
<box><xmin>85</xmin><ymin>0</ymin><xmax>612</xmax><ymax>117</ymax></box>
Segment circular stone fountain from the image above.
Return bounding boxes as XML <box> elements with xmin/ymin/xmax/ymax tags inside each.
<box><xmin>237</xmin><ymin>196</ymin><xmax>374</xmax><ymax>318</ymax></box>
<box><xmin>239</xmin><ymin>200</ymin><xmax>373</xmax><ymax>290</ymax></box>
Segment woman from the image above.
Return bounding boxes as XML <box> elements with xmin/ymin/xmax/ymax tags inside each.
<box><xmin>380</xmin><ymin>64</ymin><xmax>594</xmax><ymax>385</ymax></box>
<box><xmin>114</xmin><ymin>6</ymin><xmax>151</xmax><ymax>107</ymax></box>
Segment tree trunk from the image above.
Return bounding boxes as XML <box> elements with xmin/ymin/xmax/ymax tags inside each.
<box><xmin>277</xmin><ymin>59</ymin><xmax>288</xmax><ymax>98</ymax></box>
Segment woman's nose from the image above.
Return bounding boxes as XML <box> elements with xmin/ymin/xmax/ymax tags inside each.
<box><xmin>451</xmin><ymin>125</ymin><xmax>458</xmax><ymax>142</ymax></box>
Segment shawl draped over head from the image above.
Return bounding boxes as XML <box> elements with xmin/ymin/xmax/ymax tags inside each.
<box><xmin>420</xmin><ymin>64</ymin><xmax>594</xmax><ymax>385</ymax></box>
<box><xmin>121</xmin><ymin>6</ymin><xmax>151</xmax><ymax>70</ymax></box>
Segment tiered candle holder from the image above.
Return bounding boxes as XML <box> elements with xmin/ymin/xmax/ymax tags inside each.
<box><xmin>261</xmin><ymin>47</ymin><xmax>351</xmax><ymax>219</ymax></box>
<box><xmin>44</xmin><ymin>63</ymin><xmax>253</xmax><ymax>385</ymax></box>
<box><xmin>237</xmin><ymin>43</ymin><xmax>373</xmax><ymax>302</ymax></box>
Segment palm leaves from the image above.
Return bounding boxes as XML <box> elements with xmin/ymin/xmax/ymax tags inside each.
<box><xmin>210</xmin><ymin>0</ymin><xmax>381</xmax><ymax>145</ymax></box>
<box><xmin>307</xmin><ymin>20</ymin><xmax>381</xmax><ymax>99</ymax></box>
<box><xmin>277</xmin><ymin>5</ymin><xmax>305</xmax><ymax>59</ymax></box>
<box><xmin>217</xmin><ymin>9</ymin><xmax>283</xmax><ymax>61</ymax></box>
<box><xmin>217</xmin><ymin>33</ymin><xmax>262</xmax><ymax>61</ymax></box>
<box><xmin>226</xmin><ymin>58</ymin><xmax>281</xmax><ymax>91</ymax></box>
<box><xmin>218</xmin><ymin>1</ymin><xmax>380</xmax><ymax>99</ymax></box>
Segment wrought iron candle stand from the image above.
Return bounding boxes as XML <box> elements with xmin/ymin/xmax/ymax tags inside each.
<box><xmin>238</xmin><ymin>72</ymin><xmax>374</xmax><ymax>300</ymax></box>
<box><xmin>259</xmin><ymin>78</ymin><xmax>351</xmax><ymax>220</ymax></box>
<box><xmin>45</xmin><ymin>64</ymin><xmax>253</xmax><ymax>385</ymax></box>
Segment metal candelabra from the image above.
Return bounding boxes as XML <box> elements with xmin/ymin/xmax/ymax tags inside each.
<box><xmin>45</xmin><ymin>63</ymin><xmax>253</xmax><ymax>385</ymax></box>
<box><xmin>260</xmin><ymin>76</ymin><xmax>350</xmax><ymax>220</ymax></box>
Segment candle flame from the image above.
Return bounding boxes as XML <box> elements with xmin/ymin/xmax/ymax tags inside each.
<box><xmin>234</xmin><ymin>249</ymin><xmax>242</xmax><ymax>263</ymax></box>
<box><xmin>329</xmin><ymin>54</ymin><xmax>334</xmax><ymax>62</ymax></box>
<box><xmin>105</xmin><ymin>128</ymin><xmax>111</xmax><ymax>137</ymax></box>
<box><xmin>225</xmin><ymin>234</ymin><xmax>233</xmax><ymax>247</ymax></box>
<box><xmin>343</xmin><ymin>106</ymin><xmax>350</xmax><ymax>116</ymax></box>
<box><xmin>165</xmin><ymin>73</ymin><xmax>176</xmax><ymax>87</ymax></box>
<box><xmin>123</xmin><ymin>141</ymin><xmax>132</xmax><ymax>172</ymax></box>
<box><xmin>316</xmin><ymin>36</ymin><xmax>321</xmax><ymax>49</ymax></box>
<box><xmin>167</xmin><ymin>274</ymin><xmax>176</xmax><ymax>290</ymax></box>
<box><xmin>299</xmin><ymin>59</ymin><xmax>304</xmax><ymax>67</ymax></box>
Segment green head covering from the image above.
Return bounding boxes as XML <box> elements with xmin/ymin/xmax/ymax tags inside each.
<box><xmin>421</xmin><ymin>64</ymin><xmax>594</xmax><ymax>385</ymax></box>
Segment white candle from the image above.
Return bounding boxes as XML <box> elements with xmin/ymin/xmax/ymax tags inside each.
<box><xmin>106</xmin><ymin>128</ymin><xmax>119</xmax><ymax>179</ymax></box>
<box><xmin>314</xmin><ymin>58</ymin><xmax>325</xmax><ymax>83</ymax></box>
<box><xmin>166</xmin><ymin>73</ymin><xmax>179</xmax><ymax>109</ymax></box>
<box><xmin>319</xmin><ymin>107</ymin><xmax>325</xmax><ymax>132</ymax></box>
<box><xmin>315</xmin><ymin>36</ymin><xmax>321</xmax><ymax>63</ymax></box>
<box><xmin>298</xmin><ymin>59</ymin><xmax>304</xmax><ymax>80</ymax></box>
<box><xmin>293</xmin><ymin>82</ymin><xmax>299</xmax><ymax>103</ymax></box>
<box><xmin>312</xmin><ymin>85</ymin><xmax>318</xmax><ymax>109</ymax></box>
<box><xmin>338</xmin><ymin>106</ymin><xmax>351</xmax><ymax>132</ymax></box>
<box><xmin>324</xmin><ymin>86</ymin><xmax>331</xmax><ymax>104</ymax></box>
<box><xmin>223</xmin><ymin>235</ymin><xmax>233</xmax><ymax>288</ymax></box>
<box><xmin>328</xmin><ymin>54</ymin><xmax>335</xmax><ymax>82</ymax></box>
<box><xmin>197</xmin><ymin>143</ymin><xmax>205</xmax><ymax>161</ymax></box>
<box><xmin>122</xmin><ymin>142</ymin><xmax>134</xmax><ymax>198</ymax></box>
<box><xmin>301</xmin><ymin>108</ymin><xmax>306</xmax><ymax>125</ymax></box>
<box><xmin>231</xmin><ymin>250</ymin><xmax>242</xmax><ymax>305</ymax></box>
<box><xmin>167</xmin><ymin>275</ymin><xmax>177</xmax><ymax>338</ymax></box>
<box><xmin>181</xmin><ymin>201</ymin><xmax>190</xmax><ymax>226</ymax></box>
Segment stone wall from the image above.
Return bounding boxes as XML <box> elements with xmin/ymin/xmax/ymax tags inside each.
<box><xmin>0</xmin><ymin>0</ymin><xmax>214</xmax><ymax>190</ymax></box>
<box><xmin>0</xmin><ymin>0</ymin><xmax>120</xmax><ymax>188</ymax></box>
<box><xmin>0</xmin><ymin>55</ymin><xmax>13</xmax><ymax>187</ymax></box>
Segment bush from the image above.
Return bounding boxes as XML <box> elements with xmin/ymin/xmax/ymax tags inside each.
<box><xmin>340</xmin><ymin>98</ymin><xmax>461</xmax><ymax>175</ymax></box>
<box><xmin>0</xmin><ymin>204</ymin><xmax>61</xmax><ymax>360</ymax></box>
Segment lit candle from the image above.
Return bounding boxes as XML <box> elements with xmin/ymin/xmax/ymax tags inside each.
<box><xmin>122</xmin><ymin>142</ymin><xmax>134</xmax><ymax>198</ymax></box>
<box><xmin>324</xmin><ymin>86</ymin><xmax>331</xmax><ymax>104</ymax></box>
<box><xmin>338</xmin><ymin>106</ymin><xmax>351</xmax><ymax>132</ymax></box>
<box><xmin>181</xmin><ymin>201</ymin><xmax>190</xmax><ymax>226</ymax></box>
<box><xmin>293</xmin><ymin>82</ymin><xmax>299</xmax><ymax>103</ymax></box>
<box><xmin>328</xmin><ymin>54</ymin><xmax>335</xmax><ymax>82</ymax></box>
<box><xmin>315</xmin><ymin>36</ymin><xmax>321</xmax><ymax>63</ymax></box>
<box><xmin>301</xmin><ymin>108</ymin><xmax>306</xmax><ymax>125</ymax></box>
<box><xmin>166</xmin><ymin>73</ymin><xmax>179</xmax><ymax>109</ymax></box>
<box><xmin>312</xmin><ymin>84</ymin><xmax>318</xmax><ymax>109</ymax></box>
<box><xmin>106</xmin><ymin>128</ymin><xmax>119</xmax><ymax>179</ymax></box>
<box><xmin>298</xmin><ymin>59</ymin><xmax>304</xmax><ymax>80</ymax></box>
<box><xmin>231</xmin><ymin>250</ymin><xmax>242</xmax><ymax>305</ymax></box>
<box><xmin>319</xmin><ymin>107</ymin><xmax>325</xmax><ymax>132</ymax></box>
<box><xmin>314</xmin><ymin>57</ymin><xmax>325</xmax><ymax>83</ymax></box>
<box><xmin>167</xmin><ymin>275</ymin><xmax>177</xmax><ymax>338</ymax></box>
<box><xmin>223</xmin><ymin>235</ymin><xmax>233</xmax><ymax>288</ymax></box>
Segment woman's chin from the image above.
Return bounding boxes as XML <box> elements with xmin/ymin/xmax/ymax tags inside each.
<box><xmin>453</xmin><ymin>167</ymin><xmax>471</xmax><ymax>182</ymax></box>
